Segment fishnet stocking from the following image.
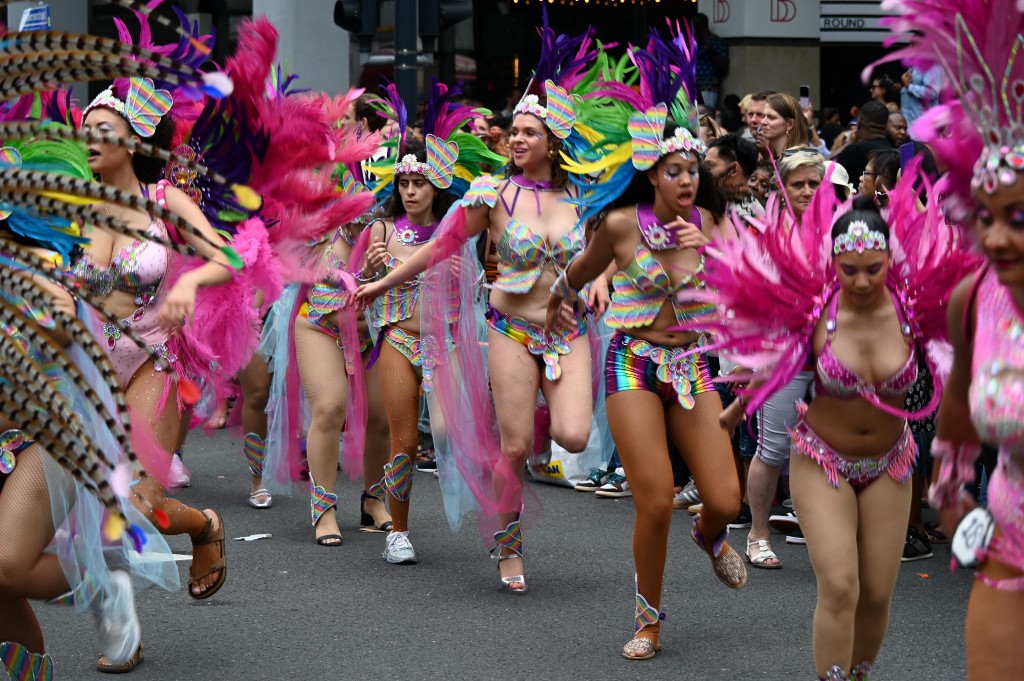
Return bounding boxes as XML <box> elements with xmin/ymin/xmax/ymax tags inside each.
<box><xmin>376</xmin><ymin>340</ymin><xmax>421</xmax><ymax>532</ymax></box>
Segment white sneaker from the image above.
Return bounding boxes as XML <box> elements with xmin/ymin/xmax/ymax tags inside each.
<box><xmin>383</xmin><ymin>531</ymin><xmax>417</xmax><ymax>564</ymax></box>
<box><xmin>673</xmin><ymin>477</ymin><xmax>701</xmax><ymax>508</ymax></box>
<box><xmin>169</xmin><ymin>452</ymin><xmax>191</xmax><ymax>488</ymax></box>
<box><xmin>595</xmin><ymin>468</ymin><xmax>631</xmax><ymax>498</ymax></box>
<box><xmin>95</xmin><ymin>571</ymin><xmax>141</xmax><ymax>666</ymax></box>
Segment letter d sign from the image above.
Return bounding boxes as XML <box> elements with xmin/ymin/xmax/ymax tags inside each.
<box><xmin>771</xmin><ymin>0</ymin><xmax>797</xmax><ymax>22</ymax></box>
<box><xmin>714</xmin><ymin>0</ymin><xmax>730</xmax><ymax>23</ymax></box>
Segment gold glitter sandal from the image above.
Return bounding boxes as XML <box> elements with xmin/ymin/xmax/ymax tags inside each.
<box><xmin>622</xmin><ymin>578</ymin><xmax>664</xmax><ymax>660</ymax></box>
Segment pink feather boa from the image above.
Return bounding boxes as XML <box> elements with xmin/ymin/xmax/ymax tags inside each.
<box><xmin>166</xmin><ymin>217</ymin><xmax>282</xmax><ymax>409</ymax></box>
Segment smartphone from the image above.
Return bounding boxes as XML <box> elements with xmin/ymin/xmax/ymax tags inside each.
<box><xmin>799</xmin><ymin>84</ymin><xmax>810</xmax><ymax>109</ymax></box>
<box><xmin>900</xmin><ymin>141</ymin><xmax>916</xmax><ymax>170</ymax></box>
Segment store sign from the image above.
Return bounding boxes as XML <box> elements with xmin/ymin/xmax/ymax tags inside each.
<box><xmin>698</xmin><ymin>0</ymin><xmax>896</xmax><ymax>44</ymax></box>
<box><xmin>820</xmin><ymin>0</ymin><xmax>889</xmax><ymax>43</ymax></box>
<box><xmin>698</xmin><ymin>0</ymin><xmax>820</xmax><ymax>39</ymax></box>
<box><xmin>18</xmin><ymin>3</ymin><xmax>50</xmax><ymax>31</ymax></box>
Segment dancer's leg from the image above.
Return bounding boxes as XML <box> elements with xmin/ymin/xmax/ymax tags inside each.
<box><xmin>667</xmin><ymin>392</ymin><xmax>741</xmax><ymax>551</ymax></box>
<box><xmin>790</xmin><ymin>452</ymin><xmax>859</xmax><ymax>676</ymax></box>
<box><xmin>488</xmin><ymin>327</ymin><xmax>541</xmax><ymax>586</ymax></box>
<box><xmin>966</xmin><ymin>557</ymin><xmax>1024</xmax><ymax>680</ymax></box>
<box><xmin>294</xmin><ymin>318</ymin><xmax>349</xmax><ymax>543</ymax></box>
<box><xmin>540</xmin><ymin>334</ymin><xmax>593</xmax><ymax>454</ymax></box>
<box><xmin>0</xmin><ymin>447</ymin><xmax>69</xmax><ymax>602</ymax></box>
<box><xmin>606</xmin><ymin>391</ymin><xmax>672</xmax><ymax>652</ymax></box>
<box><xmin>375</xmin><ymin>341</ymin><xmax>422</xmax><ymax>532</ymax></box>
<box><xmin>362</xmin><ymin>352</ymin><xmax>392</xmax><ymax>528</ymax></box>
<box><xmin>238</xmin><ymin>353</ymin><xmax>271</xmax><ymax>501</ymax></box>
<box><xmin>850</xmin><ymin>471</ymin><xmax>912</xmax><ymax>668</ymax></box>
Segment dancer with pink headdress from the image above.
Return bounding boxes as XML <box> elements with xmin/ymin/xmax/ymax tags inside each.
<box><xmin>880</xmin><ymin>1</ymin><xmax>1024</xmax><ymax>678</ymax></box>
<box><xmin>674</xmin><ymin>144</ymin><xmax>975</xmax><ymax>677</ymax></box>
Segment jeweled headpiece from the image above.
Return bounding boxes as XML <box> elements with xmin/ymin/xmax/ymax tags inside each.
<box><xmin>365</xmin><ymin>81</ymin><xmax>504</xmax><ymax>202</ymax></box>
<box><xmin>392</xmin><ymin>134</ymin><xmax>458</xmax><ymax>189</ymax></box>
<box><xmin>84</xmin><ymin>78</ymin><xmax>173</xmax><ymax>137</ymax></box>
<box><xmin>832</xmin><ymin>220</ymin><xmax>888</xmax><ymax>255</ymax></box>
<box><xmin>628</xmin><ymin>103</ymin><xmax>706</xmax><ymax>170</ymax></box>
<box><xmin>512</xmin><ymin>80</ymin><xmax>577</xmax><ymax>140</ymax></box>
<box><xmin>877</xmin><ymin>0</ymin><xmax>1024</xmax><ymax>198</ymax></box>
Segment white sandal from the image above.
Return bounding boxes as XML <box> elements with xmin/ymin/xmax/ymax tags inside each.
<box><xmin>745</xmin><ymin>537</ymin><xmax>782</xmax><ymax>569</ymax></box>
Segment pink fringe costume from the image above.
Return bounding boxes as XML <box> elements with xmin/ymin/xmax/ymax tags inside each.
<box><xmin>878</xmin><ymin>0</ymin><xmax>1024</xmax><ymax>591</ymax></box>
<box><xmin>680</xmin><ymin>165</ymin><xmax>977</xmax><ymax>485</ymax></box>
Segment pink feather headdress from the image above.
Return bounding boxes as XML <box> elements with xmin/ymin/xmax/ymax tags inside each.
<box><xmin>876</xmin><ymin>0</ymin><xmax>1024</xmax><ymax>214</ymax></box>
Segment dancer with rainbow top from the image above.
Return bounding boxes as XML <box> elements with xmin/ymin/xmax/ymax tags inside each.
<box><xmin>879</xmin><ymin>1</ymin><xmax>1024</xmax><ymax>678</ymax></box>
<box><xmin>358</xmin><ymin>81</ymin><xmax>504</xmax><ymax>564</ymax></box>
<box><xmin>358</xmin><ymin>12</ymin><xmax>610</xmax><ymax>591</ymax></box>
<box><xmin>544</xmin><ymin>22</ymin><xmax>745</xmax><ymax>661</ymax></box>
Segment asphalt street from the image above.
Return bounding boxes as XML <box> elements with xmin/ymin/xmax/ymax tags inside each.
<box><xmin>37</xmin><ymin>430</ymin><xmax>972</xmax><ymax>681</ymax></box>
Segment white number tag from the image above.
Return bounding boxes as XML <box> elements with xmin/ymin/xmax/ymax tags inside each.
<box><xmin>951</xmin><ymin>507</ymin><xmax>995</xmax><ymax>570</ymax></box>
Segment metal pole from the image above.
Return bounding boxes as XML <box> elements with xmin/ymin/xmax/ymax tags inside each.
<box><xmin>394</xmin><ymin>0</ymin><xmax>418</xmax><ymax>120</ymax></box>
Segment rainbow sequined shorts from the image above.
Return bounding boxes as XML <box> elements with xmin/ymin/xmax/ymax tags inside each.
<box><xmin>486</xmin><ymin>305</ymin><xmax>587</xmax><ymax>382</ymax></box>
<box><xmin>381</xmin><ymin>327</ymin><xmax>454</xmax><ymax>393</ymax></box>
<box><xmin>789</xmin><ymin>401</ymin><xmax>916</xmax><ymax>491</ymax></box>
<box><xmin>604</xmin><ymin>332</ymin><xmax>714</xmax><ymax>409</ymax></box>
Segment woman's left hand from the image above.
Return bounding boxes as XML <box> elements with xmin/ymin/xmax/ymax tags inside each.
<box><xmin>588</xmin><ymin>277</ymin><xmax>610</xmax><ymax>319</ymax></box>
<box><xmin>671</xmin><ymin>218</ymin><xmax>710</xmax><ymax>250</ymax></box>
<box><xmin>158</xmin><ymin>275</ymin><xmax>198</xmax><ymax>335</ymax></box>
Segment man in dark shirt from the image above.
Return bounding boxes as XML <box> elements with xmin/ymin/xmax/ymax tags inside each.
<box><xmin>833</xmin><ymin>100</ymin><xmax>893</xmax><ymax>186</ymax></box>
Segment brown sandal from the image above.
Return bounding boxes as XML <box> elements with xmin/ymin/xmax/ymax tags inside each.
<box><xmin>97</xmin><ymin>643</ymin><xmax>144</xmax><ymax>674</ymax></box>
<box><xmin>188</xmin><ymin>510</ymin><xmax>227</xmax><ymax>600</ymax></box>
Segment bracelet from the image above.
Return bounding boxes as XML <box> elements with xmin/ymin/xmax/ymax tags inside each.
<box><xmin>356</xmin><ymin>270</ymin><xmax>378</xmax><ymax>283</ymax></box>
<box><xmin>550</xmin><ymin>267</ymin><xmax>580</xmax><ymax>303</ymax></box>
<box><xmin>927</xmin><ymin>438</ymin><xmax>981</xmax><ymax>509</ymax></box>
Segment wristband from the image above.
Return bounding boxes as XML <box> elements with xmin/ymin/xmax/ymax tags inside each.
<box><xmin>927</xmin><ymin>438</ymin><xmax>981</xmax><ymax>509</ymax></box>
<box><xmin>549</xmin><ymin>257</ymin><xmax>582</xmax><ymax>302</ymax></box>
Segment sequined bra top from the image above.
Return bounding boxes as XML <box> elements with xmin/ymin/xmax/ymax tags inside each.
<box><xmin>70</xmin><ymin>231</ymin><xmax>167</xmax><ymax>309</ymax></box>
<box><xmin>377</xmin><ymin>218</ymin><xmax>438</xmax><ymax>325</ymax></box>
<box><xmin>605</xmin><ymin>205</ymin><xmax>713</xmax><ymax>330</ymax></box>
<box><xmin>969</xmin><ymin>268</ymin><xmax>1024</xmax><ymax>457</ymax></box>
<box><xmin>305</xmin><ymin>227</ymin><xmax>356</xmax><ymax>323</ymax></box>
<box><xmin>815</xmin><ymin>286</ymin><xmax>918</xmax><ymax>400</ymax></box>
<box><xmin>70</xmin><ymin>186</ymin><xmax>169</xmax><ymax>301</ymax></box>
<box><xmin>492</xmin><ymin>178</ymin><xmax>583</xmax><ymax>295</ymax></box>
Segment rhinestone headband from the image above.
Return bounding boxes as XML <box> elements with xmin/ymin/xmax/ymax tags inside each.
<box><xmin>660</xmin><ymin>127</ymin><xmax>706</xmax><ymax>159</ymax></box>
<box><xmin>394</xmin><ymin>154</ymin><xmax>430</xmax><ymax>177</ymax></box>
<box><xmin>832</xmin><ymin>220</ymin><xmax>888</xmax><ymax>255</ymax></box>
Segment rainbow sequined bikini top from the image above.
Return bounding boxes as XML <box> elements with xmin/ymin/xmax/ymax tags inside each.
<box><xmin>969</xmin><ymin>268</ymin><xmax>1024</xmax><ymax>457</ymax></box>
<box><xmin>606</xmin><ymin>205</ymin><xmax>712</xmax><ymax>330</ymax></box>
<box><xmin>492</xmin><ymin>176</ymin><xmax>583</xmax><ymax>294</ymax></box>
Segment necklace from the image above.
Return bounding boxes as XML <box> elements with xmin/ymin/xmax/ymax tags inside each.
<box><xmin>102</xmin><ymin>202</ymin><xmax>128</xmax><ymax>222</ymax></box>
<box><xmin>394</xmin><ymin>215</ymin><xmax>438</xmax><ymax>245</ymax></box>
<box><xmin>635</xmin><ymin>204</ymin><xmax>702</xmax><ymax>251</ymax></box>
<box><xmin>509</xmin><ymin>175</ymin><xmax>559</xmax><ymax>192</ymax></box>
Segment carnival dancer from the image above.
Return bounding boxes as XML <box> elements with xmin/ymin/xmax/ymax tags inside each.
<box><xmin>880</xmin><ymin>1</ymin><xmax>1024</xmax><ymax>678</ymax></box>
<box><xmin>358</xmin><ymin>15</ymin><xmax>610</xmax><ymax>591</ymax></box>
<box><xmin>358</xmin><ymin>81</ymin><xmax>504</xmax><ymax>563</ymax></box>
<box><xmin>682</xmin><ymin>156</ymin><xmax>974</xmax><ymax>676</ymax></box>
<box><xmin>544</xmin><ymin>23</ymin><xmax>745</xmax><ymax>660</ymax></box>
<box><xmin>0</xmin><ymin>3</ymin><xmax>242</xmax><ymax>673</ymax></box>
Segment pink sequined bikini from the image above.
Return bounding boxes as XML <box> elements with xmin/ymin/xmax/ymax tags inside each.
<box><xmin>790</xmin><ymin>286</ymin><xmax>918</xmax><ymax>491</ymax></box>
<box><xmin>70</xmin><ymin>183</ymin><xmax>173</xmax><ymax>387</ymax></box>
<box><xmin>968</xmin><ymin>268</ymin><xmax>1024</xmax><ymax>589</ymax></box>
